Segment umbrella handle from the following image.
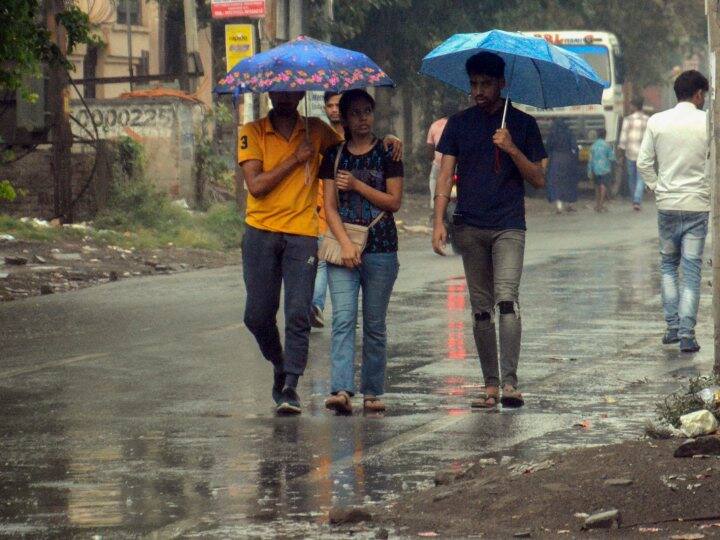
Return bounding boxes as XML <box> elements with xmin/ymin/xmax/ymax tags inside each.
<box><xmin>500</xmin><ymin>55</ymin><xmax>516</xmax><ymax>129</ymax></box>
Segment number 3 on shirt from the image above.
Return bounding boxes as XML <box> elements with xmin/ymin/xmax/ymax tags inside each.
<box><xmin>240</xmin><ymin>135</ymin><xmax>248</xmax><ymax>150</ymax></box>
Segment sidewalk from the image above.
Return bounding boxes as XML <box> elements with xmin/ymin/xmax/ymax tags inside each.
<box><xmin>380</xmin><ymin>437</ymin><xmax>720</xmax><ymax>538</ymax></box>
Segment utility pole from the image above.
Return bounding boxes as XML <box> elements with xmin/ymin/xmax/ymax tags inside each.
<box><xmin>710</xmin><ymin>0</ymin><xmax>720</xmax><ymax>374</ymax></box>
<box><xmin>125</xmin><ymin>0</ymin><xmax>134</xmax><ymax>90</ymax></box>
<box><xmin>47</xmin><ymin>0</ymin><xmax>73</xmax><ymax>222</ymax></box>
<box><xmin>183</xmin><ymin>0</ymin><xmax>200</xmax><ymax>93</ymax></box>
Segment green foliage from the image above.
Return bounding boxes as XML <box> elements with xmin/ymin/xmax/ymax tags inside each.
<box><xmin>116</xmin><ymin>136</ymin><xmax>146</xmax><ymax>180</ymax></box>
<box><xmin>312</xmin><ymin>0</ymin><xmax>706</xmax><ymax>91</ymax></box>
<box><xmin>0</xmin><ymin>180</ymin><xmax>17</xmax><ymax>202</ymax></box>
<box><xmin>0</xmin><ymin>0</ymin><xmax>101</xmax><ymax>96</ymax></box>
<box><xmin>203</xmin><ymin>202</ymin><xmax>245</xmax><ymax>248</ymax></box>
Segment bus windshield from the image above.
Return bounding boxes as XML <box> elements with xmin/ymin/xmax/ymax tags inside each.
<box><xmin>560</xmin><ymin>44</ymin><xmax>611</xmax><ymax>82</ymax></box>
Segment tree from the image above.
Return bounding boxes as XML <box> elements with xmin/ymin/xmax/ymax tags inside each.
<box><xmin>0</xmin><ymin>0</ymin><xmax>98</xmax><ymax>99</ymax></box>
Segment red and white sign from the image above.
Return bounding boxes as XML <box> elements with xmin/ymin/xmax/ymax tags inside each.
<box><xmin>211</xmin><ymin>0</ymin><xmax>265</xmax><ymax>19</ymax></box>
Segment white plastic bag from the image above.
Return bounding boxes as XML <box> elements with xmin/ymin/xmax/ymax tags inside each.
<box><xmin>680</xmin><ymin>410</ymin><xmax>719</xmax><ymax>437</ymax></box>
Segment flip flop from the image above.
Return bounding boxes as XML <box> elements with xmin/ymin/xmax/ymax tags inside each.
<box><xmin>471</xmin><ymin>387</ymin><xmax>499</xmax><ymax>409</ymax></box>
<box><xmin>500</xmin><ymin>385</ymin><xmax>525</xmax><ymax>408</ymax></box>
<box><xmin>325</xmin><ymin>391</ymin><xmax>352</xmax><ymax>415</ymax></box>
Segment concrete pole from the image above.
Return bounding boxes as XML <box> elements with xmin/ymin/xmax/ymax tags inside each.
<box><xmin>710</xmin><ymin>0</ymin><xmax>720</xmax><ymax>374</ymax></box>
<box><xmin>125</xmin><ymin>0</ymin><xmax>134</xmax><ymax>90</ymax></box>
<box><xmin>183</xmin><ymin>0</ymin><xmax>200</xmax><ymax>93</ymax></box>
<box><xmin>288</xmin><ymin>0</ymin><xmax>304</xmax><ymax>39</ymax></box>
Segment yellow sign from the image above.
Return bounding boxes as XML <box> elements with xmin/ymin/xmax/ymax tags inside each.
<box><xmin>225</xmin><ymin>24</ymin><xmax>255</xmax><ymax>73</ymax></box>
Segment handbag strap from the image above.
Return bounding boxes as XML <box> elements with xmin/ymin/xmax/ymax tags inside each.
<box><xmin>332</xmin><ymin>141</ymin><xmax>386</xmax><ymax>230</ymax></box>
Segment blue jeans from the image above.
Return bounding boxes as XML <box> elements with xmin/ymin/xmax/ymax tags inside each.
<box><xmin>327</xmin><ymin>252</ymin><xmax>399</xmax><ymax>396</ymax></box>
<box><xmin>312</xmin><ymin>237</ymin><xmax>328</xmax><ymax>311</ymax></box>
<box><xmin>241</xmin><ymin>225</ymin><xmax>318</xmax><ymax>375</ymax></box>
<box><xmin>627</xmin><ymin>160</ymin><xmax>644</xmax><ymax>204</ymax></box>
<box><xmin>658</xmin><ymin>210</ymin><xmax>709</xmax><ymax>338</ymax></box>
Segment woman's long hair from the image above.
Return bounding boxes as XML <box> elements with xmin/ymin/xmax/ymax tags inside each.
<box><xmin>339</xmin><ymin>89</ymin><xmax>376</xmax><ymax>142</ymax></box>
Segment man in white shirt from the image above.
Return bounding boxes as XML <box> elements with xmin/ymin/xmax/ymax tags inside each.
<box><xmin>637</xmin><ymin>70</ymin><xmax>710</xmax><ymax>353</ymax></box>
<box><xmin>618</xmin><ymin>97</ymin><xmax>649</xmax><ymax>211</ymax></box>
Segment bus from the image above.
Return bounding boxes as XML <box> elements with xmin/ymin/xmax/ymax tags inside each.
<box><xmin>519</xmin><ymin>31</ymin><xmax>625</xmax><ymax>173</ymax></box>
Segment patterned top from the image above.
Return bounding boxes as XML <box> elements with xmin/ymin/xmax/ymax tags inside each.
<box><xmin>618</xmin><ymin>110</ymin><xmax>649</xmax><ymax>161</ymax></box>
<box><xmin>588</xmin><ymin>138</ymin><xmax>616</xmax><ymax>177</ymax></box>
<box><xmin>318</xmin><ymin>140</ymin><xmax>404</xmax><ymax>253</ymax></box>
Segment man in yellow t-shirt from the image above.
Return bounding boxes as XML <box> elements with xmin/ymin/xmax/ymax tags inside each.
<box><xmin>238</xmin><ymin>90</ymin><xmax>341</xmax><ymax>415</ymax></box>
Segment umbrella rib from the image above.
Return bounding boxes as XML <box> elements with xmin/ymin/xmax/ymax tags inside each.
<box><xmin>531</xmin><ymin>58</ymin><xmax>546</xmax><ymax>109</ymax></box>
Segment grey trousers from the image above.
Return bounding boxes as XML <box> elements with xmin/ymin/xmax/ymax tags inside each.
<box><xmin>454</xmin><ymin>225</ymin><xmax>525</xmax><ymax>388</ymax></box>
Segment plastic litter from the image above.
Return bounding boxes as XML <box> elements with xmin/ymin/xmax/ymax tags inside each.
<box><xmin>680</xmin><ymin>409</ymin><xmax>719</xmax><ymax>437</ymax></box>
<box><xmin>696</xmin><ymin>386</ymin><xmax>720</xmax><ymax>408</ymax></box>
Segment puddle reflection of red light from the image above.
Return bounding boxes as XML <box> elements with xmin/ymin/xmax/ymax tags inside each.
<box><xmin>446</xmin><ymin>408</ymin><xmax>466</xmax><ymax>416</ymax></box>
<box><xmin>447</xmin><ymin>283</ymin><xmax>466</xmax><ymax>311</ymax></box>
<box><xmin>447</xmin><ymin>321</ymin><xmax>466</xmax><ymax>359</ymax></box>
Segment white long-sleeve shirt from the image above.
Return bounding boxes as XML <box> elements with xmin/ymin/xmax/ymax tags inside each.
<box><xmin>636</xmin><ymin>101</ymin><xmax>710</xmax><ymax>212</ymax></box>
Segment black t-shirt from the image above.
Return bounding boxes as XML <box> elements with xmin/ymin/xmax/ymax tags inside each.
<box><xmin>437</xmin><ymin>104</ymin><xmax>546</xmax><ymax>230</ymax></box>
<box><xmin>318</xmin><ymin>140</ymin><xmax>403</xmax><ymax>253</ymax></box>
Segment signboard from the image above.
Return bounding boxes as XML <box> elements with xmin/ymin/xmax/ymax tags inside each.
<box><xmin>225</xmin><ymin>24</ymin><xmax>255</xmax><ymax>72</ymax></box>
<box><xmin>211</xmin><ymin>0</ymin><xmax>265</xmax><ymax>19</ymax></box>
<box><xmin>301</xmin><ymin>91</ymin><xmax>327</xmax><ymax>120</ymax></box>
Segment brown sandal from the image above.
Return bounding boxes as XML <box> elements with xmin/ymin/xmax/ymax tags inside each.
<box><xmin>325</xmin><ymin>391</ymin><xmax>353</xmax><ymax>414</ymax></box>
<box><xmin>471</xmin><ymin>386</ymin><xmax>499</xmax><ymax>409</ymax></box>
<box><xmin>500</xmin><ymin>385</ymin><xmax>524</xmax><ymax>408</ymax></box>
<box><xmin>363</xmin><ymin>396</ymin><xmax>386</xmax><ymax>412</ymax></box>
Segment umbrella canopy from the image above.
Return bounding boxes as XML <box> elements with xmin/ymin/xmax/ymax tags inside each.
<box><xmin>420</xmin><ymin>30</ymin><xmax>608</xmax><ymax>110</ymax></box>
<box><xmin>214</xmin><ymin>35</ymin><xmax>395</xmax><ymax>95</ymax></box>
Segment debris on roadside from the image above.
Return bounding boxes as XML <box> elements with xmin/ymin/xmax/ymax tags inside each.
<box><xmin>329</xmin><ymin>506</ymin><xmax>373</xmax><ymax>525</ymax></box>
<box><xmin>680</xmin><ymin>410</ymin><xmax>718</xmax><ymax>437</ymax></box>
<box><xmin>674</xmin><ymin>436</ymin><xmax>720</xmax><ymax>458</ymax></box>
<box><xmin>582</xmin><ymin>509</ymin><xmax>621</xmax><ymax>530</ymax></box>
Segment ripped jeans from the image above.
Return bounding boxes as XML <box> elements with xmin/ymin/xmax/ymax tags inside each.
<box><xmin>454</xmin><ymin>224</ymin><xmax>525</xmax><ymax>388</ymax></box>
<box><xmin>658</xmin><ymin>210</ymin><xmax>709</xmax><ymax>339</ymax></box>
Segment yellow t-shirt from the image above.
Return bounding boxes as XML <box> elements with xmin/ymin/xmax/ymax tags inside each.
<box><xmin>238</xmin><ymin>115</ymin><xmax>341</xmax><ymax>237</ymax></box>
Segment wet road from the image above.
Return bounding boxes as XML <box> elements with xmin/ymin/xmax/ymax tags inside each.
<box><xmin>0</xmin><ymin>204</ymin><xmax>714</xmax><ymax>538</ymax></box>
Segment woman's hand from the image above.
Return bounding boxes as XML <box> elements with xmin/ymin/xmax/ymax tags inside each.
<box><xmin>340</xmin><ymin>241</ymin><xmax>361</xmax><ymax>268</ymax></box>
<box><xmin>336</xmin><ymin>170</ymin><xmax>357</xmax><ymax>192</ymax></box>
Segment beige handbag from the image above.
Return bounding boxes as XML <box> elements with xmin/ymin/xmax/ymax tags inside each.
<box><xmin>318</xmin><ymin>143</ymin><xmax>385</xmax><ymax>265</ymax></box>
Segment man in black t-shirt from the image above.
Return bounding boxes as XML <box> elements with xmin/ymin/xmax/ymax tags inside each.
<box><xmin>432</xmin><ymin>52</ymin><xmax>546</xmax><ymax>409</ymax></box>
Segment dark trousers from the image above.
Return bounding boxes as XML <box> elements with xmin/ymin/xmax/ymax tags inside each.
<box><xmin>242</xmin><ymin>225</ymin><xmax>318</xmax><ymax>376</ymax></box>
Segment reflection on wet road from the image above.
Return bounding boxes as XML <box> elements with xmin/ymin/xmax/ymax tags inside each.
<box><xmin>0</xmin><ymin>212</ymin><xmax>713</xmax><ymax>538</ymax></box>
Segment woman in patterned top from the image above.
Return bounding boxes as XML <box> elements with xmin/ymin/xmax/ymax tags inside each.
<box><xmin>319</xmin><ymin>89</ymin><xmax>404</xmax><ymax>414</ymax></box>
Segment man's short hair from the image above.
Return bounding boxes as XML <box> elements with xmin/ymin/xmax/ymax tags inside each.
<box><xmin>465</xmin><ymin>52</ymin><xmax>505</xmax><ymax>79</ymax></box>
<box><xmin>674</xmin><ymin>70</ymin><xmax>709</xmax><ymax>101</ymax></box>
<box><xmin>631</xmin><ymin>96</ymin><xmax>644</xmax><ymax>111</ymax></box>
<box><xmin>324</xmin><ymin>91</ymin><xmax>340</xmax><ymax>104</ymax></box>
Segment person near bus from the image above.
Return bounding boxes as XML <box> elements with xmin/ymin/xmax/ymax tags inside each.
<box><xmin>618</xmin><ymin>97</ymin><xmax>650</xmax><ymax>211</ymax></box>
<box><xmin>545</xmin><ymin>118</ymin><xmax>579</xmax><ymax>214</ymax></box>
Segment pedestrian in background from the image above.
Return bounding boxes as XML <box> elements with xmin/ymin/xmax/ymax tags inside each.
<box><xmin>426</xmin><ymin>111</ymin><xmax>450</xmax><ymax>210</ymax></box>
<box><xmin>587</xmin><ymin>128</ymin><xmax>615</xmax><ymax>212</ymax></box>
<box><xmin>320</xmin><ymin>89</ymin><xmax>404</xmax><ymax>415</ymax></box>
<box><xmin>637</xmin><ymin>70</ymin><xmax>710</xmax><ymax>353</ymax></box>
<box><xmin>238</xmin><ymin>91</ymin><xmax>342</xmax><ymax>415</ymax></box>
<box><xmin>618</xmin><ymin>96</ymin><xmax>650</xmax><ymax>211</ymax></box>
<box><xmin>432</xmin><ymin>52</ymin><xmax>546</xmax><ymax>409</ymax></box>
<box><xmin>545</xmin><ymin>118</ymin><xmax>579</xmax><ymax>214</ymax></box>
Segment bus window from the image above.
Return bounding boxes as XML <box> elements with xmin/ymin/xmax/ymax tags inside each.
<box><xmin>559</xmin><ymin>44</ymin><xmax>610</xmax><ymax>82</ymax></box>
<box><xmin>613</xmin><ymin>48</ymin><xmax>625</xmax><ymax>84</ymax></box>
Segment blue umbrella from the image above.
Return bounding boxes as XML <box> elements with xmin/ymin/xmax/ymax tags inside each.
<box><xmin>214</xmin><ymin>35</ymin><xmax>395</xmax><ymax>95</ymax></box>
<box><xmin>421</xmin><ymin>30</ymin><xmax>609</xmax><ymax>127</ymax></box>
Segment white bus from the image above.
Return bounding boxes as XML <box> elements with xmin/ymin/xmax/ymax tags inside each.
<box><xmin>519</xmin><ymin>31</ymin><xmax>625</xmax><ymax>169</ymax></box>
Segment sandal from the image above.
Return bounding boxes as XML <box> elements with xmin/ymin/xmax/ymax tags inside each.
<box><xmin>500</xmin><ymin>385</ymin><xmax>524</xmax><ymax>408</ymax></box>
<box><xmin>363</xmin><ymin>396</ymin><xmax>386</xmax><ymax>412</ymax></box>
<box><xmin>325</xmin><ymin>391</ymin><xmax>353</xmax><ymax>414</ymax></box>
<box><xmin>471</xmin><ymin>386</ymin><xmax>499</xmax><ymax>409</ymax></box>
